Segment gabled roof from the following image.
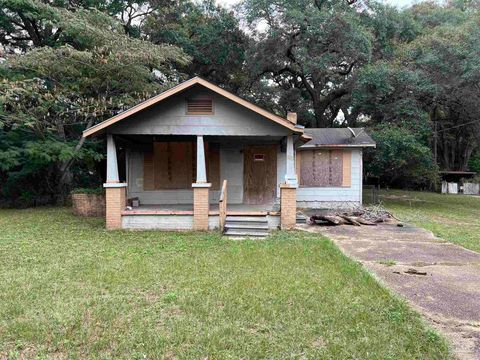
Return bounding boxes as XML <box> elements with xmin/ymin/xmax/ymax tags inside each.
<box><xmin>300</xmin><ymin>128</ymin><xmax>376</xmax><ymax>148</ymax></box>
<box><xmin>83</xmin><ymin>77</ymin><xmax>303</xmax><ymax>137</ymax></box>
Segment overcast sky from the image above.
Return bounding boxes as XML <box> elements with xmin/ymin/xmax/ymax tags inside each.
<box><xmin>216</xmin><ymin>0</ymin><xmax>418</xmax><ymax>9</ymax></box>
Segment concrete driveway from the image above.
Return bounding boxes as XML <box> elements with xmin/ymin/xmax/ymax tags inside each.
<box><xmin>298</xmin><ymin>223</ymin><xmax>480</xmax><ymax>360</ymax></box>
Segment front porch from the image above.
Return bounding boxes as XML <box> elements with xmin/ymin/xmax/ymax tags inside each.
<box><xmin>121</xmin><ymin>203</ymin><xmax>282</xmax><ymax>232</ymax></box>
<box><xmin>105</xmin><ymin>134</ymin><xmax>299</xmax><ymax>232</ymax></box>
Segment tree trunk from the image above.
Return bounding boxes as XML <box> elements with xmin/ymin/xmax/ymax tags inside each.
<box><xmin>57</xmin><ymin>118</ymin><xmax>94</xmax><ymax>202</ymax></box>
<box><xmin>313</xmin><ymin>100</ymin><xmax>331</xmax><ymax>128</ymax></box>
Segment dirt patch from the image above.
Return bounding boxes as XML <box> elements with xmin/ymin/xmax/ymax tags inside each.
<box><xmin>298</xmin><ymin>223</ymin><xmax>480</xmax><ymax>360</ymax></box>
<box><xmin>380</xmin><ymin>194</ymin><xmax>429</xmax><ymax>203</ymax></box>
<box><xmin>429</xmin><ymin>214</ymin><xmax>479</xmax><ymax>227</ymax></box>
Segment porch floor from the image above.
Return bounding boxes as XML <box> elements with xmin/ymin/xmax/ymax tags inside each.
<box><xmin>122</xmin><ymin>203</ymin><xmax>280</xmax><ymax>216</ymax></box>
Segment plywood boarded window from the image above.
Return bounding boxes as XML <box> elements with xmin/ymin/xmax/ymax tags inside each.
<box><xmin>298</xmin><ymin>150</ymin><xmax>352</xmax><ymax>187</ymax></box>
<box><xmin>143</xmin><ymin>141</ymin><xmax>220</xmax><ymax>190</ymax></box>
<box><xmin>186</xmin><ymin>96</ymin><xmax>213</xmax><ymax>115</ymax></box>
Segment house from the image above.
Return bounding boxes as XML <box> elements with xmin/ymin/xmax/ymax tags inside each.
<box><xmin>83</xmin><ymin>77</ymin><xmax>375</xmax><ymax>235</ymax></box>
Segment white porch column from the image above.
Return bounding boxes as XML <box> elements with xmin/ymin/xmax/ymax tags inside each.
<box><xmin>106</xmin><ymin>134</ymin><xmax>119</xmax><ymax>183</ymax></box>
<box><xmin>196</xmin><ymin>135</ymin><xmax>207</xmax><ymax>183</ymax></box>
<box><xmin>192</xmin><ymin>135</ymin><xmax>211</xmax><ymax>230</ymax></box>
<box><xmin>284</xmin><ymin>134</ymin><xmax>298</xmax><ymax>186</ymax></box>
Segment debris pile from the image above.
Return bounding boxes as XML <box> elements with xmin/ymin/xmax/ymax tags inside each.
<box><xmin>309</xmin><ymin>205</ymin><xmax>397</xmax><ymax>226</ymax></box>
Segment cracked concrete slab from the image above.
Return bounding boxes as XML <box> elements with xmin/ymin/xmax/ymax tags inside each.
<box><xmin>298</xmin><ymin>223</ymin><xmax>480</xmax><ymax>360</ymax></box>
<box><xmin>337</xmin><ymin>240</ymin><xmax>480</xmax><ymax>264</ymax></box>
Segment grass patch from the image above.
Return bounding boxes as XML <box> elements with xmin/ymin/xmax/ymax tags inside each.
<box><xmin>378</xmin><ymin>260</ymin><xmax>397</xmax><ymax>267</ymax></box>
<box><xmin>0</xmin><ymin>208</ymin><xmax>450</xmax><ymax>359</ymax></box>
<box><xmin>381</xmin><ymin>190</ymin><xmax>480</xmax><ymax>252</ymax></box>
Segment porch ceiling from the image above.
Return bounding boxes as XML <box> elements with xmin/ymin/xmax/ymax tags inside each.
<box><xmin>115</xmin><ymin>134</ymin><xmax>287</xmax><ymax>148</ymax></box>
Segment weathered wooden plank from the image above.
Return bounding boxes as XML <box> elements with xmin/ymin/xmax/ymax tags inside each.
<box><xmin>300</xmin><ymin>149</ymin><xmax>346</xmax><ymax>187</ymax></box>
<box><xmin>342</xmin><ymin>150</ymin><xmax>351</xmax><ymax>187</ymax></box>
<box><xmin>300</xmin><ymin>150</ymin><xmax>313</xmax><ymax>186</ymax></box>
<box><xmin>153</xmin><ymin>142</ymin><xmax>194</xmax><ymax>189</ymax></box>
<box><xmin>243</xmin><ymin>145</ymin><xmax>277</xmax><ymax>204</ymax></box>
<box><xmin>219</xmin><ymin>179</ymin><xmax>228</xmax><ymax>230</ymax></box>
<box><xmin>330</xmin><ymin>150</ymin><xmax>343</xmax><ymax>187</ymax></box>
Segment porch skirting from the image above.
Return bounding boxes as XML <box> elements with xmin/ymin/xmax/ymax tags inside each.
<box><xmin>121</xmin><ymin>213</ymin><xmax>281</xmax><ymax>231</ymax></box>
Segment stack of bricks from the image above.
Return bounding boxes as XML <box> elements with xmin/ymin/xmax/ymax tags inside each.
<box><xmin>280</xmin><ymin>184</ymin><xmax>297</xmax><ymax>230</ymax></box>
<box><xmin>105</xmin><ymin>187</ymin><xmax>126</xmax><ymax>230</ymax></box>
<box><xmin>72</xmin><ymin>193</ymin><xmax>106</xmax><ymax>217</ymax></box>
<box><xmin>193</xmin><ymin>187</ymin><xmax>210</xmax><ymax>230</ymax></box>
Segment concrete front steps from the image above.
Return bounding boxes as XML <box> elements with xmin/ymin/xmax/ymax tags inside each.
<box><xmin>296</xmin><ymin>213</ymin><xmax>308</xmax><ymax>224</ymax></box>
<box><xmin>224</xmin><ymin>215</ymin><xmax>270</xmax><ymax>238</ymax></box>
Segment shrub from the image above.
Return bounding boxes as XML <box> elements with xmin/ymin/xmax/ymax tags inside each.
<box><xmin>468</xmin><ymin>154</ymin><xmax>480</xmax><ymax>173</ymax></box>
<box><xmin>365</xmin><ymin>124</ymin><xmax>439</xmax><ymax>189</ymax></box>
<box><xmin>71</xmin><ymin>188</ymin><xmax>105</xmax><ymax>195</ymax></box>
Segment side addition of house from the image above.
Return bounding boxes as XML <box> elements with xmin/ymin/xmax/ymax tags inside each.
<box><xmin>297</xmin><ymin>128</ymin><xmax>375</xmax><ymax>210</ymax></box>
<box><xmin>83</xmin><ymin>77</ymin><xmax>375</xmax><ymax>234</ymax></box>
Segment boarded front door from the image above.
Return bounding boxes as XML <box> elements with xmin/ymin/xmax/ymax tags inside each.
<box><xmin>243</xmin><ymin>145</ymin><xmax>277</xmax><ymax>205</ymax></box>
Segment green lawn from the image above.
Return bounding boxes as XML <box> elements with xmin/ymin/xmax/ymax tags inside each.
<box><xmin>0</xmin><ymin>208</ymin><xmax>450</xmax><ymax>359</ymax></box>
<box><xmin>380</xmin><ymin>190</ymin><xmax>480</xmax><ymax>253</ymax></box>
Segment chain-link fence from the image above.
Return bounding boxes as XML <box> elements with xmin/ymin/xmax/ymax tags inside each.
<box><xmin>363</xmin><ymin>185</ymin><xmax>379</xmax><ymax>205</ymax></box>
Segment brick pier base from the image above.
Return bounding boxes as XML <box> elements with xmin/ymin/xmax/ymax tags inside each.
<box><xmin>193</xmin><ymin>183</ymin><xmax>211</xmax><ymax>231</ymax></box>
<box><xmin>280</xmin><ymin>184</ymin><xmax>297</xmax><ymax>230</ymax></box>
<box><xmin>104</xmin><ymin>184</ymin><xmax>127</xmax><ymax>230</ymax></box>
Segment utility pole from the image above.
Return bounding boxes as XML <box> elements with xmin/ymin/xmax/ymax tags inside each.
<box><xmin>433</xmin><ymin>120</ymin><xmax>439</xmax><ymax>192</ymax></box>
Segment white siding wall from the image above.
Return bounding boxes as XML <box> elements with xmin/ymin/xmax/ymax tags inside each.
<box><xmin>296</xmin><ymin>148</ymin><xmax>363</xmax><ymax>209</ymax></box>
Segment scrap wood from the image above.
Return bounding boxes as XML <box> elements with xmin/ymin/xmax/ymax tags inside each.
<box><xmin>310</xmin><ymin>215</ymin><xmax>348</xmax><ymax>225</ymax></box>
<box><xmin>337</xmin><ymin>214</ymin><xmax>362</xmax><ymax>226</ymax></box>
<box><xmin>405</xmin><ymin>268</ymin><xmax>427</xmax><ymax>276</ymax></box>
<box><xmin>353</xmin><ymin>217</ymin><xmax>377</xmax><ymax>226</ymax></box>
<box><xmin>393</xmin><ymin>268</ymin><xmax>428</xmax><ymax>276</ymax></box>
<box><xmin>310</xmin><ymin>205</ymin><xmax>396</xmax><ymax>226</ymax></box>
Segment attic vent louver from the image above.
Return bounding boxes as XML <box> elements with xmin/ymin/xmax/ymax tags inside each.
<box><xmin>186</xmin><ymin>96</ymin><xmax>213</xmax><ymax>115</ymax></box>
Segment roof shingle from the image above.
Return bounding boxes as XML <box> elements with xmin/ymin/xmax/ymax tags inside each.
<box><xmin>301</xmin><ymin>128</ymin><xmax>375</xmax><ymax>148</ymax></box>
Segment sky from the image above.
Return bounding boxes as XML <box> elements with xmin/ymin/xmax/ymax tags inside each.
<box><xmin>216</xmin><ymin>0</ymin><xmax>418</xmax><ymax>9</ymax></box>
